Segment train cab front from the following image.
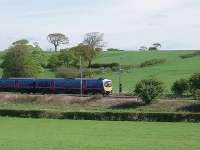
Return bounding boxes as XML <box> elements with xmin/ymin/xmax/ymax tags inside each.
<box><xmin>103</xmin><ymin>79</ymin><xmax>112</xmax><ymax>95</ymax></box>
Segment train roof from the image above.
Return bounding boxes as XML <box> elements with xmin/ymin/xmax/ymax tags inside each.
<box><xmin>0</xmin><ymin>78</ymin><xmax>105</xmax><ymax>80</ymax></box>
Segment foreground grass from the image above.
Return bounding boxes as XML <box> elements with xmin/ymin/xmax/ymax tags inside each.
<box><xmin>0</xmin><ymin>117</ymin><xmax>199</xmax><ymax>150</ymax></box>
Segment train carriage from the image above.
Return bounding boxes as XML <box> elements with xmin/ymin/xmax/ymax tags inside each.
<box><xmin>0</xmin><ymin>78</ymin><xmax>112</xmax><ymax>95</ymax></box>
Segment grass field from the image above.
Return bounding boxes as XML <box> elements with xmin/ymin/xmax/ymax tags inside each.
<box><xmin>0</xmin><ymin>50</ymin><xmax>200</xmax><ymax>93</ymax></box>
<box><xmin>95</xmin><ymin>51</ymin><xmax>200</xmax><ymax>93</ymax></box>
<box><xmin>0</xmin><ymin>117</ymin><xmax>200</xmax><ymax>150</ymax></box>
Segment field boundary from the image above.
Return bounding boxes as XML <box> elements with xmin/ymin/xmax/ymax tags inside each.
<box><xmin>0</xmin><ymin>109</ymin><xmax>200</xmax><ymax>122</ymax></box>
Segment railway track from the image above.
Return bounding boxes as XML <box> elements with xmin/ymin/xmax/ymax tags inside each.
<box><xmin>0</xmin><ymin>92</ymin><xmax>138</xmax><ymax>99</ymax></box>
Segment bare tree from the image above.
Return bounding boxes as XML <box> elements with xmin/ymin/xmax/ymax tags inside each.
<box><xmin>83</xmin><ymin>32</ymin><xmax>105</xmax><ymax>50</ymax></box>
<box><xmin>47</xmin><ymin>33</ymin><xmax>69</xmax><ymax>52</ymax></box>
<box><xmin>83</xmin><ymin>32</ymin><xmax>106</xmax><ymax>67</ymax></box>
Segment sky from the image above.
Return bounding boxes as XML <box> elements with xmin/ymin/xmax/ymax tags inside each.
<box><xmin>0</xmin><ymin>0</ymin><xmax>200</xmax><ymax>50</ymax></box>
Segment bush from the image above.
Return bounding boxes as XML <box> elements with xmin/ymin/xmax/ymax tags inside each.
<box><xmin>47</xmin><ymin>54</ymin><xmax>63</xmax><ymax>70</ymax></box>
<box><xmin>189</xmin><ymin>73</ymin><xmax>200</xmax><ymax>94</ymax></box>
<box><xmin>193</xmin><ymin>89</ymin><xmax>200</xmax><ymax>100</ymax></box>
<box><xmin>107</xmin><ymin>48</ymin><xmax>121</xmax><ymax>51</ymax></box>
<box><xmin>180</xmin><ymin>51</ymin><xmax>200</xmax><ymax>59</ymax></box>
<box><xmin>134</xmin><ymin>78</ymin><xmax>164</xmax><ymax>104</ymax></box>
<box><xmin>0</xmin><ymin>109</ymin><xmax>200</xmax><ymax>122</ymax></box>
<box><xmin>90</xmin><ymin>63</ymin><xmax>119</xmax><ymax>69</ymax></box>
<box><xmin>139</xmin><ymin>59</ymin><xmax>166</xmax><ymax>68</ymax></box>
<box><xmin>171</xmin><ymin>79</ymin><xmax>189</xmax><ymax>97</ymax></box>
<box><xmin>55</xmin><ymin>67</ymin><xmax>80</xmax><ymax>78</ymax></box>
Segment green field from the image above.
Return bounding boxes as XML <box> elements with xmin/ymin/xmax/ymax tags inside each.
<box><xmin>0</xmin><ymin>50</ymin><xmax>200</xmax><ymax>94</ymax></box>
<box><xmin>95</xmin><ymin>51</ymin><xmax>200</xmax><ymax>93</ymax></box>
<box><xmin>0</xmin><ymin>117</ymin><xmax>199</xmax><ymax>150</ymax></box>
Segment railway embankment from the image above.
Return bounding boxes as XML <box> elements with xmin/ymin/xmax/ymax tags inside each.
<box><xmin>0</xmin><ymin>93</ymin><xmax>200</xmax><ymax>122</ymax></box>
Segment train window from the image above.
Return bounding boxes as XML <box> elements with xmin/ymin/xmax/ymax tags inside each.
<box><xmin>37</xmin><ymin>80</ymin><xmax>51</xmax><ymax>87</ymax></box>
<box><xmin>104</xmin><ymin>81</ymin><xmax>112</xmax><ymax>87</ymax></box>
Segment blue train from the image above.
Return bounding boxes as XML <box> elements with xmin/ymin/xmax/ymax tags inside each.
<box><xmin>0</xmin><ymin>78</ymin><xmax>112</xmax><ymax>95</ymax></box>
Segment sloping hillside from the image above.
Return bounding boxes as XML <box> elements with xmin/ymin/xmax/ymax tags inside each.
<box><xmin>95</xmin><ymin>51</ymin><xmax>200</xmax><ymax>93</ymax></box>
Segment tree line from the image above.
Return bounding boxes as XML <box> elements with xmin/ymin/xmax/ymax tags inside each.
<box><xmin>2</xmin><ymin>32</ymin><xmax>105</xmax><ymax>78</ymax></box>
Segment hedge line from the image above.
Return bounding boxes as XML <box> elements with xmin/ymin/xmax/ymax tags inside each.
<box><xmin>0</xmin><ymin>109</ymin><xmax>200</xmax><ymax>122</ymax></box>
<box><xmin>180</xmin><ymin>51</ymin><xmax>200</xmax><ymax>59</ymax></box>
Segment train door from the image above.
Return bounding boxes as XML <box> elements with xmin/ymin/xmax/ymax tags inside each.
<box><xmin>82</xmin><ymin>80</ymin><xmax>87</xmax><ymax>94</ymax></box>
<box><xmin>15</xmin><ymin>80</ymin><xmax>20</xmax><ymax>92</ymax></box>
<box><xmin>50</xmin><ymin>80</ymin><xmax>55</xmax><ymax>94</ymax></box>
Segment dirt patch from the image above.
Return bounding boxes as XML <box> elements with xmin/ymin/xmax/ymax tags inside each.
<box><xmin>0</xmin><ymin>93</ymin><xmax>139</xmax><ymax>108</ymax></box>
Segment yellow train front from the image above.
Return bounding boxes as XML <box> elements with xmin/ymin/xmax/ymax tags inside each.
<box><xmin>102</xmin><ymin>79</ymin><xmax>112</xmax><ymax>95</ymax></box>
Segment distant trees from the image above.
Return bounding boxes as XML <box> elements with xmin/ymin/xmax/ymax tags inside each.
<box><xmin>139</xmin><ymin>43</ymin><xmax>162</xmax><ymax>51</ymax></box>
<box><xmin>1</xmin><ymin>32</ymin><xmax>106</xmax><ymax>78</ymax></box>
<box><xmin>12</xmin><ymin>39</ymin><xmax>29</xmax><ymax>46</ymax></box>
<box><xmin>69</xmin><ymin>44</ymin><xmax>96</xmax><ymax>67</ymax></box>
<box><xmin>47</xmin><ymin>33</ymin><xmax>69</xmax><ymax>52</ymax></box>
<box><xmin>138</xmin><ymin>46</ymin><xmax>148</xmax><ymax>51</ymax></box>
<box><xmin>107</xmin><ymin>48</ymin><xmax>122</xmax><ymax>51</ymax></box>
<box><xmin>2</xmin><ymin>39</ymin><xmax>41</xmax><ymax>77</ymax></box>
<box><xmin>149</xmin><ymin>43</ymin><xmax>162</xmax><ymax>51</ymax></box>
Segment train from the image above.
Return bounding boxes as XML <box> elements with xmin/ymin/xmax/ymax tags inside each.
<box><xmin>0</xmin><ymin>78</ymin><xmax>112</xmax><ymax>95</ymax></box>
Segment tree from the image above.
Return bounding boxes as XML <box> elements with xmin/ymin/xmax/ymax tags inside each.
<box><xmin>47</xmin><ymin>33</ymin><xmax>69</xmax><ymax>52</ymax></box>
<box><xmin>83</xmin><ymin>32</ymin><xmax>105</xmax><ymax>50</ymax></box>
<box><xmin>2</xmin><ymin>42</ymin><xmax>41</xmax><ymax>77</ymax></box>
<box><xmin>153</xmin><ymin>43</ymin><xmax>161</xmax><ymax>49</ymax></box>
<box><xmin>47</xmin><ymin>53</ymin><xmax>64</xmax><ymax>70</ymax></box>
<box><xmin>69</xmin><ymin>44</ymin><xmax>96</xmax><ymax>67</ymax></box>
<box><xmin>148</xmin><ymin>47</ymin><xmax>158</xmax><ymax>51</ymax></box>
<box><xmin>139</xmin><ymin>46</ymin><xmax>148</xmax><ymax>51</ymax></box>
<box><xmin>148</xmin><ymin>43</ymin><xmax>161</xmax><ymax>51</ymax></box>
<box><xmin>189</xmin><ymin>73</ymin><xmax>200</xmax><ymax>97</ymax></box>
<box><xmin>32</xmin><ymin>46</ymin><xmax>48</xmax><ymax>68</ymax></box>
<box><xmin>12</xmin><ymin>39</ymin><xmax>29</xmax><ymax>46</ymax></box>
<box><xmin>171</xmin><ymin>79</ymin><xmax>189</xmax><ymax>97</ymax></box>
<box><xmin>83</xmin><ymin>32</ymin><xmax>105</xmax><ymax>66</ymax></box>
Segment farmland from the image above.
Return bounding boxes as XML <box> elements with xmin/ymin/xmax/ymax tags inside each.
<box><xmin>0</xmin><ymin>50</ymin><xmax>200</xmax><ymax>94</ymax></box>
<box><xmin>95</xmin><ymin>51</ymin><xmax>200</xmax><ymax>93</ymax></box>
<box><xmin>0</xmin><ymin>117</ymin><xmax>200</xmax><ymax>150</ymax></box>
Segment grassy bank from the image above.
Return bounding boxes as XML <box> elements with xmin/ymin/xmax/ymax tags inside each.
<box><xmin>0</xmin><ymin>94</ymin><xmax>199</xmax><ymax>113</ymax></box>
<box><xmin>95</xmin><ymin>51</ymin><xmax>200</xmax><ymax>93</ymax></box>
<box><xmin>0</xmin><ymin>117</ymin><xmax>200</xmax><ymax>150</ymax></box>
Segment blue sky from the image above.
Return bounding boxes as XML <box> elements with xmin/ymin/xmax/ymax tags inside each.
<box><xmin>0</xmin><ymin>0</ymin><xmax>200</xmax><ymax>50</ymax></box>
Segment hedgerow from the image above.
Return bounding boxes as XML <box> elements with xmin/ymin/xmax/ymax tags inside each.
<box><xmin>0</xmin><ymin>109</ymin><xmax>200</xmax><ymax>122</ymax></box>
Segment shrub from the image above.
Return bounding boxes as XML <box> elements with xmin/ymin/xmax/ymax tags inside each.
<box><xmin>134</xmin><ymin>78</ymin><xmax>164</xmax><ymax>104</ymax></box>
<box><xmin>189</xmin><ymin>73</ymin><xmax>200</xmax><ymax>93</ymax></box>
<box><xmin>139</xmin><ymin>59</ymin><xmax>166</xmax><ymax>68</ymax></box>
<box><xmin>193</xmin><ymin>89</ymin><xmax>200</xmax><ymax>100</ymax></box>
<box><xmin>180</xmin><ymin>51</ymin><xmax>200</xmax><ymax>59</ymax></box>
<box><xmin>47</xmin><ymin>54</ymin><xmax>63</xmax><ymax>70</ymax></box>
<box><xmin>171</xmin><ymin>79</ymin><xmax>189</xmax><ymax>97</ymax></box>
<box><xmin>55</xmin><ymin>67</ymin><xmax>80</xmax><ymax>78</ymax></box>
<box><xmin>90</xmin><ymin>63</ymin><xmax>119</xmax><ymax>69</ymax></box>
<box><xmin>107</xmin><ymin>48</ymin><xmax>121</xmax><ymax>51</ymax></box>
<box><xmin>0</xmin><ymin>110</ymin><xmax>200</xmax><ymax>122</ymax></box>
